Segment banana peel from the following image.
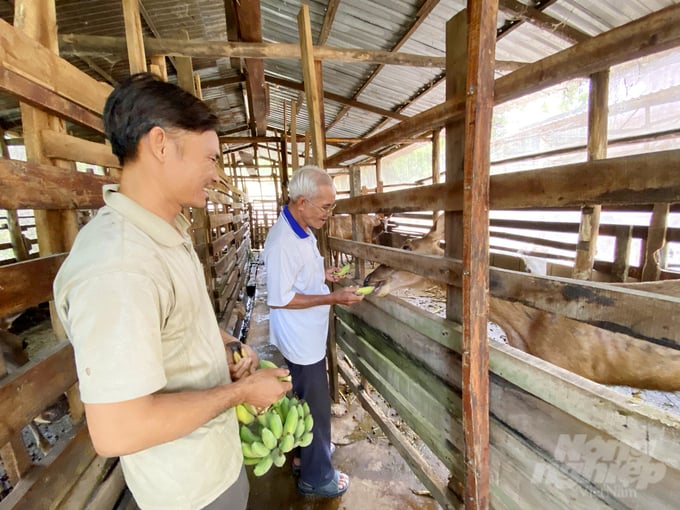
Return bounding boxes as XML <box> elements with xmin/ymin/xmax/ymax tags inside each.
<box><xmin>227</xmin><ymin>341</ymin><xmax>245</xmax><ymax>364</ymax></box>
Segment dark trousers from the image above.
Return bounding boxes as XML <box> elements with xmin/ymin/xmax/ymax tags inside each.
<box><xmin>201</xmin><ymin>467</ymin><xmax>249</xmax><ymax>510</ymax></box>
<box><xmin>285</xmin><ymin>357</ymin><xmax>334</xmax><ymax>487</ymax></box>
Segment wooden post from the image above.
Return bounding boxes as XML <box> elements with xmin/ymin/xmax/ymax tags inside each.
<box><xmin>291</xmin><ymin>100</ymin><xmax>300</xmax><ymax>171</ymax></box>
<box><xmin>641</xmin><ymin>203</ymin><xmax>670</xmax><ymax>281</ymax></box>
<box><xmin>297</xmin><ymin>4</ymin><xmax>325</xmax><ymax>166</ymax></box>
<box><xmin>612</xmin><ymin>225</ymin><xmax>633</xmax><ymax>282</ymax></box>
<box><xmin>461</xmin><ymin>0</ymin><xmax>497</xmax><ymax>507</ymax></box>
<box><xmin>280</xmin><ymin>137</ymin><xmax>289</xmax><ymax>205</ymax></box>
<box><xmin>349</xmin><ymin>166</ymin><xmax>365</xmax><ymax>280</ymax></box>
<box><xmin>432</xmin><ymin>128</ymin><xmax>441</xmax><ymax>224</ymax></box>
<box><xmin>193</xmin><ymin>72</ymin><xmax>203</xmax><ymax>100</ymax></box>
<box><xmin>375</xmin><ymin>157</ymin><xmax>383</xmax><ymax>193</ymax></box>
<box><xmin>573</xmin><ymin>70</ymin><xmax>608</xmax><ymax>279</ymax></box>
<box><xmin>122</xmin><ymin>0</ymin><xmax>147</xmax><ymax>73</ymax></box>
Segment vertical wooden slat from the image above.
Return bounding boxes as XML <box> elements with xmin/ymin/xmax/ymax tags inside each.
<box><xmin>290</xmin><ymin>100</ymin><xmax>299</xmax><ymax>171</ymax></box>
<box><xmin>375</xmin><ymin>157</ymin><xmax>383</xmax><ymax>193</ymax></box>
<box><xmin>573</xmin><ymin>70</ymin><xmax>608</xmax><ymax>279</ymax></box>
<box><xmin>612</xmin><ymin>224</ymin><xmax>633</xmax><ymax>282</ymax></box>
<box><xmin>150</xmin><ymin>55</ymin><xmax>168</xmax><ymax>81</ymax></box>
<box><xmin>121</xmin><ymin>0</ymin><xmax>147</xmax><ymax>74</ymax></box>
<box><xmin>297</xmin><ymin>5</ymin><xmax>325</xmax><ymax>167</ymax></box>
<box><xmin>641</xmin><ymin>203</ymin><xmax>670</xmax><ymax>281</ymax></box>
<box><xmin>175</xmin><ymin>30</ymin><xmax>196</xmax><ymax>95</ymax></box>
<box><xmin>432</xmin><ymin>128</ymin><xmax>441</xmax><ymax>224</ymax></box>
<box><xmin>445</xmin><ymin>11</ymin><xmax>467</xmax><ymax>325</ymax></box>
<box><xmin>461</xmin><ymin>0</ymin><xmax>497</xmax><ymax>507</ymax></box>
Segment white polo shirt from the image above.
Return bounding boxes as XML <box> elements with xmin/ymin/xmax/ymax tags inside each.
<box><xmin>263</xmin><ymin>206</ymin><xmax>330</xmax><ymax>365</ymax></box>
<box><xmin>53</xmin><ymin>185</ymin><xmax>241</xmax><ymax>510</ymax></box>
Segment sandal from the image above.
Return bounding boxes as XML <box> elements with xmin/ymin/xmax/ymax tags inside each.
<box><xmin>297</xmin><ymin>469</ymin><xmax>349</xmax><ymax>497</ymax></box>
<box><xmin>292</xmin><ymin>442</ymin><xmax>336</xmax><ymax>476</ymax></box>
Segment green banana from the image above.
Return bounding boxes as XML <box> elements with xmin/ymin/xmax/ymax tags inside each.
<box><xmin>235</xmin><ymin>404</ymin><xmax>255</xmax><ymax>425</ymax></box>
<box><xmin>253</xmin><ymin>455</ymin><xmax>274</xmax><ymax>477</ymax></box>
<box><xmin>355</xmin><ymin>285</ymin><xmax>375</xmax><ymax>296</ymax></box>
<box><xmin>283</xmin><ymin>405</ymin><xmax>299</xmax><ymax>436</ymax></box>
<box><xmin>294</xmin><ymin>418</ymin><xmax>306</xmax><ymax>439</ymax></box>
<box><xmin>296</xmin><ymin>403</ymin><xmax>304</xmax><ymax>419</ymax></box>
<box><xmin>261</xmin><ymin>427</ymin><xmax>277</xmax><ymax>450</ymax></box>
<box><xmin>302</xmin><ymin>401</ymin><xmax>310</xmax><ymax>416</ymax></box>
<box><xmin>240</xmin><ymin>424</ymin><xmax>259</xmax><ymax>444</ymax></box>
<box><xmin>268</xmin><ymin>412</ymin><xmax>283</xmax><ymax>439</ymax></box>
<box><xmin>271</xmin><ymin>449</ymin><xmax>286</xmax><ymax>468</ymax></box>
<box><xmin>243</xmin><ymin>456</ymin><xmax>260</xmax><ymax>466</ymax></box>
<box><xmin>279</xmin><ymin>433</ymin><xmax>295</xmax><ymax>453</ymax></box>
<box><xmin>335</xmin><ymin>263</ymin><xmax>351</xmax><ymax>277</ymax></box>
<box><xmin>257</xmin><ymin>413</ymin><xmax>268</xmax><ymax>427</ymax></box>
<box><xmin>243</xmin><ymin>402</ymin><xmax>260</xmax><ymax>416</ymax></box>
<box><xmin>259</xmin><ymin>359</ymin><xmax>278</xmax><ymax>369</ymax></box>
<box><xmin>304</xmin><ymin>414</ymin><xmax>314</xmax><ymax>433</ymax></box>
<box><xmin>250</xmin><ymin>441</ymin><xmax>271</xmax><ymax>458</ymax></box>
<box><xmin>241</xmin><ymin>442</ymin><xmax>255</xmax><ymax>458</ymax></box>
<box><xmin>297</xmin><ymin>432</ymin><xmax>313</xmax><ymax>448</ymax></box>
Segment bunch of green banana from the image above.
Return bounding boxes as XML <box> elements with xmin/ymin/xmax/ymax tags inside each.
<box><xmin>236</xmin><ymin>393</ymin><xmax>314</xmax><ymax>476</ymax></box>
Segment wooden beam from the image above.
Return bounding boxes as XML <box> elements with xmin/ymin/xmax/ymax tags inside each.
<box><xmin>1</xmin><ymin>20</ymin><xmax>111</xmax><ymax>115</ymax></box>
<box><xmin>290</xmin><ymin>100</ymin><xmax>299</xmax><ymax>171</ymax></box>
<box><xmin>78</xmin><ymin>55</ymin><xmax>119</xmax><ymax>86</ymax></box>
<box><xmin>233</xmin><ymin>0</ymin><xmax>267</xmax><ymax>136</ymax></box>
<box><xmin>0</xmin><ymin>67</ymin><xmax>103</xmax><ymax>133</ymax></box>
<box><xmin>0</xmin><ymin>157</ymin><xmax>115</xmax><ymax>211</ymax></box>
<box><xmin>0</xmin><ymin>342</ymin><xmax>77</xmax><ymax>447</ymax></box>
<box><xmin>149</xmin><ymin>54</ymin><xmax>168</xmax><ymax>81</ymax></box>
<box><xmin>122</xmin><ymin>0</ymin><xmax>147</xmax><ymax>73</ymax></box>
<box><xmin>267</xmin><ymin>75</ymin><xmax>407</xmax><ymax>121</ymax></box>
<box><xmin>334</xmin><ymin>149</ymin><xmax>680</xmax><ymax>214</ymax></box>
<box><xmin>0</xmin><ymin>253</ymin><xmax>66</xmax><ymax>317</ymax></box>
<box><xmin>298</xmin><ymin>4</ymin><xmax>324</xmax><ymax>166</ymax></box>
<box><xmin>498</xmin><ymin>0</ymin><xmax>589</xmax><ymax>44</ymax></box>
<box><xmin>41</xmin><ymin>129</ymin><xmax>120</xmax><ymax>168</ymax></box>
<box><xmin>329</xmin><ymin>237</ymin><xmax>680</xmax><ymax>346</ymax></box>
<box><xmin>324</xmin><ymin>4</ymin><xmax>680</xmax><ymax>166</ymax></box>
<box><xmin>57</xmin><ymin>33</ymin><xmax>448</xmax><ymax>67</ymax></box>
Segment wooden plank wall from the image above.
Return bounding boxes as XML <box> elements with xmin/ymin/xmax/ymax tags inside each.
<box><xmin>191</xmin><ymin>188</ymin><xmax>252</xmax><ymax>324</ymax></box>
<box><xmin>334</xmin><ymin>296</ymin><xmax>680</xmax><ymax>509</ymax></box>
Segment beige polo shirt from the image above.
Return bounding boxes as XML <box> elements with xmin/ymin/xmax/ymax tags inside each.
<box><xmin>54</xmin><ymin>185</ymin><xmax>241</xmax><ymax>510</ymax></box>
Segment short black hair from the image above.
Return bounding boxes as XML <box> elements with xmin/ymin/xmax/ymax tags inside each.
<box><xmin>103</xmin><ymin>73</ymin><xmax>218</xmax><ymax>165</ymax></box>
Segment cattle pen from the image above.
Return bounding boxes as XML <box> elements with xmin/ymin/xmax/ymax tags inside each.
<box><xmin>1</xmin><ymin>1</ymin><xmax>680</xmax><ymax>509</ymax></box>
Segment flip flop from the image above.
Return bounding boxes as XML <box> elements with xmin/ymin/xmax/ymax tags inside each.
<box><xmin>292</xmin><ymin>442</ymin><xmax>336</xmax><ymax>476</ymax></box>
<box><xmin>297</xmin><ymin>469</ymin><xmax>349</xmax><ymax>498</ymax></box>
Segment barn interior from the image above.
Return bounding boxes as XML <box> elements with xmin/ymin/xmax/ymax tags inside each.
<box><xmin>1</xmin><ymin>0</ymin><xmax>680</xmax><ymax>509</ymax></box>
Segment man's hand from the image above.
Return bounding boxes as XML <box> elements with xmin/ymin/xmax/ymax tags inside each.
<box><xmin>226</xmin><ymin>341</ymin><xmax>259</xmax><ymax>381</ymax></box>
<box><xmin>239</xmin><ymin>367</ymin><xmax>292</xmax><ymax>408</ymax></box>
<box><xmin>331</xmin><ymin>285</ymin><xmax>365</xmax><ymax>305</ymax></box>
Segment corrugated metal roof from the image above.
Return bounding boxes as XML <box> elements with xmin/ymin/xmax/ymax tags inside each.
<box><xmin>0</xmin><ymin>0</ymin><xmax>677</xmax><ymax>158</ymax></box>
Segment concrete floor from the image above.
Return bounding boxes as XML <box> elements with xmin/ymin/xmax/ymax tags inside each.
<box><xmin>228</xmin><ymin>255</ymin><xmax>442</xmax><ymax>510</ymax></box>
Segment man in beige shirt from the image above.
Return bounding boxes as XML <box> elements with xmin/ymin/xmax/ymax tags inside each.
<box><xmin>54</xmin><ymin>73</ymin><xmax>290</xmax><ymax>510</ymax></box>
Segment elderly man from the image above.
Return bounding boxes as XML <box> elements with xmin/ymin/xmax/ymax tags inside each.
<box><xmin>263</xmin><ymin>166</ymin><xmax>364</xmax><ymax>498</ymax></box>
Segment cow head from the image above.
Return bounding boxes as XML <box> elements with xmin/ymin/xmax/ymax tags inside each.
<box><xmin>364</xmin><ymin>215</ymin><xmax>445</xmax><ymax>297</ymax></box>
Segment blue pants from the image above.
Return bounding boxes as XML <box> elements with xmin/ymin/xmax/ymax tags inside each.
<box><xmin>285</xmin><ymin>357</ymin><xmax>334</xmax><ymax>487</ymax></box>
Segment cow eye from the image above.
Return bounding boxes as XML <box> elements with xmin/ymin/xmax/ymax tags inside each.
<box><xmin>402</xmin><ymin>245</ymin><xmax>411</xmax><ymax>251</ymax></box>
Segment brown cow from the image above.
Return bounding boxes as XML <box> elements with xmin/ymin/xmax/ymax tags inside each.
<box><xmin>363</xmin><ymin>219</ymin><xmax>680</xmax><ymax>390</ymax></box>
<box><xmin>328</xmin><ymin>214</ymin><xmax>384</xmax><ymax>265</ymax></box>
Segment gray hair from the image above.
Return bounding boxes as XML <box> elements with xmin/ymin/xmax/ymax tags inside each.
<box><xmin>288</xmin><ymin>166</ymin><xmax>334</xmax><ymax>201</ymax></box>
